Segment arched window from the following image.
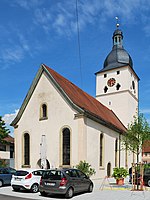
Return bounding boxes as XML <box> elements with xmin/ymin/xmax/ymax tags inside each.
<box><xmin>100</xmin><ymin>133</ymin><xmax>104</xmax><ymax>167</ymax></box>
<box><xmin>40</xmin><ymin>103</ymin><xmax>48</xmax><ymax>120</ymax></box>
<box><xmin>115</xmin><ymin>139</ymin><xmax>118</xmax><ymax>167</ymax></box>
<box><xmin>24</xmin><ymin>133</ymin><xmax>30</xmax><ymax>166</ymax></box>
<box><xmin>62</xmin><ymin>128</ymin><xmax>70</xmax><ymax>166</ymax></box>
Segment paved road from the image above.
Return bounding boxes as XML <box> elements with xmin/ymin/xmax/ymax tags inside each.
<box><xmin>0</xmin><ymin>179</ymin><xmax>150</xmax><ymax>200</ymax></box>
<box><xmin>0</xmin><ymin>194</ymin><xmax>28</xmax><ymax>200</ymax></box>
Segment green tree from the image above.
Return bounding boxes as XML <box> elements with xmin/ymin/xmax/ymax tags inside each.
<box><xmin>122</xmin><ymin>113</ymin><xmax>150</xmax><ymax>164</ymax></box>
<box><xmin>0</xmin><ymin>116</ymin><xmax>10</xmax><ymax>143</ymax></box>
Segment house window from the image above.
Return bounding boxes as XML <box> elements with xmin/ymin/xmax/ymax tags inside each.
<box><xmin>40</xmin><ymin>103</ymin><xmax>48</xmax><ymax>120</ymax></box>
<box><xmin>0</xmin><ymin>144</ymin><xmax>6</xmax><ymax>151</ymax></box>
<box><xmin>100</xmin><ymin>133</ymin><xmax>104</xmax><ymax>167</ymax></box>
<box><xmin>24</xmin><ymin>133</ymin><xmax>30</xmax><ymax>166</ymax></box>
<box><xmin>62</xmin><ymin>128</ymin><xmax>70</xmax><ymax>166</ymax></box>
<box><xmin>104</xmin><ymin>74</ymin><xmax>107</xmax><ymax>78</ymax></box>
<box><xmin>117</xmin><ymin>71</ymin><xmax>120</xmax><ymax>75</ymax></box>
<box><xmin>10</xmin><ymin>145</ymin><xmax>14</xmax><ymax>158</ymax></box>
<box><xmin>115</xmin><ymin>139</ymin><xmax>118</xmax><ymax>167</ymax></box>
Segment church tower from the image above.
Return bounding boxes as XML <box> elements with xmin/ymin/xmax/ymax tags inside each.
<box><xmin>96</xmin><ymin>25</ymin><xmax>139</xmax><ymax>128</ymax></box>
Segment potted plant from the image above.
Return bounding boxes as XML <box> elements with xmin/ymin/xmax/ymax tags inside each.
<box><xmin>112</xmin><ymin>167</ymin><xmax>128</xmax><ymax>185</ymax></box>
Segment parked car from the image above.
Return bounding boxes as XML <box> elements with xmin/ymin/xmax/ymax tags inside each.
<box><xmin>39</xmin><ymin>168</ymin><xmax>93</xmax><ymax>198</ymax></box>
<box><xmin>0</xmin><ymin>167</ymin><xmax>16</xmax><ymax>187</ymax></box>
<box><xmin>11</xmin><ymin>169</ymin><xmax>45</xmax><ymax>193</ymax></box>
<box><xmin>143</xmin><ymin>168</ymin><xmax>150</xmax><ymax>187</ymax></box>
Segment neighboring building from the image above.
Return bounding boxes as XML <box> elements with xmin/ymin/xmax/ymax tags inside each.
<box><xmin>142</xmin><ymin>141</ymin><xmax>150</xmax><ymax>164</ymax></box>
<box><xmin>11</xmin><ymin>27</ymin><xmax>138</xmax><ymax>178</ymax></box>
<box><xmin>0</xmin><ymin>135</ymin><xmax>15</xmax><ymax>168</ymax></box>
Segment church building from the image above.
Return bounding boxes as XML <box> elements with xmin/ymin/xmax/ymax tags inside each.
<box><xmin>11</xmin><ymin>26</ymin><xmax>139</xmax><ymax>178</ymax></box>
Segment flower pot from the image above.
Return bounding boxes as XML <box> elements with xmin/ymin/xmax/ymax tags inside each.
<box><xmin>116</xmin><ymin>178</ymin><xmax>124</xmax><ymax>185</ymax></box>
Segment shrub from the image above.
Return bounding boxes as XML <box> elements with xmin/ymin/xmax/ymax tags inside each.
<box><xmin>76</xmin><ymin>160</ymin><xmax>96</xmax><ymax>177</ymax></box>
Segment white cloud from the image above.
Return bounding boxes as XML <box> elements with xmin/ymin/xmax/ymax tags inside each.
<box><xmin>3</xmin><ymin>109</ymin><xmax>19</xmax><ymax>125</ymax></box>
<box><xmin>0</xmin><ymin>46</ymin><xmax>24</xmax><ymax>68</ymax></box>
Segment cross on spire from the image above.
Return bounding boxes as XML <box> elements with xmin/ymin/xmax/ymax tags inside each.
<box><xmin>115</xmin><ymin>16</ymin><xmax>120</xmax><ymax>29</ymax></box>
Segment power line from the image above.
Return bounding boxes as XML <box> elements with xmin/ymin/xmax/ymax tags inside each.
<box><xmin>75</xmin><ymin>0</ymin><xmax>83</xmax><ymax>88</ymax></box>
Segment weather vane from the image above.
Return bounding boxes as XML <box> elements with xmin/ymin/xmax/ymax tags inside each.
<box><xmin>115</xmin><ymin>16</ymin><xmax>120</xmax><ymax>28</ymax></box>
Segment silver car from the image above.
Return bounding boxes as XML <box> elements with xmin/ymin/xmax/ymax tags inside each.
<box><xmin>39</xmin><ymin>168</ymin><xmax>93</xmax><ymax>198</ymax></box>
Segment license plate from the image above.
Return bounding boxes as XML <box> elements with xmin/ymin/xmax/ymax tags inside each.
<box><xmin>45</xmin><ymin>182</ymin><xmax>55</xmax><ymax>186</ymax></box>
<box><xmin>15</xmin><ymin>177</ymin><xmax>22</xmax><ymax>181</ymax></box>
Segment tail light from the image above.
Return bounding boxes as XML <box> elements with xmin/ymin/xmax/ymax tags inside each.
<box><xmin>25</xmin><ymin>173</ymin><xmax>32</xmax><ymax>179</ymax></box>
<box><xmin>60</xmin><ymin>177</ymin><xmax>68</xmax><ymax>186</ymax></box>
<box><xmin>40</xmin><ymin>177</ymin><xmax>42</xmax><ymax>185</ymax></box>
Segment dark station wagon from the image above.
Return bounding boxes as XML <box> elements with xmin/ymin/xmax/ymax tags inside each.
<box><xmin>39</xmin><ymin>168</ymin><xmax>93</xmax><ymax>198</ymax></box>
<box><xmin>0</xmin><ymin>167</ymin><xmax>16</xmax><ymax>187</ymax></box>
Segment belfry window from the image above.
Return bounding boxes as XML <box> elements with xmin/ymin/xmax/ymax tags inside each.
<box><xmin>104</xmin><ymin>86</ymin><xmax>108</xmax><ymax>93</ymax></box>
<box><xmin>116</xmin><ymin>83</ymin><xmax>121</xmax><ymax>90</ymax></box>
<box><xmin>62</xmin><ymin>128</ymin><xmax>70</xmax><ymax>166</ymax></box>
<box><xmin>132</xmin><ymin>81</ymin><xmax>135</xmax><ymax>90</ymax></box>
<box><xmin>24</xmin><ymin>133</ymin><xmax>30</xmax><ymax>166</ymax></box>
<box><xmin>104</xmin><ymin>74</ymin><xmax>107</xmax><ymax>78</ymax></box>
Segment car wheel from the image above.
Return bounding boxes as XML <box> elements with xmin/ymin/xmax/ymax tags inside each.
<box><xmin>88</xmin><ymin>183</ymin><xmax>93</xmax><ymax>193</ymax></box>
<box><xmin>148</xmin><ymin>179</ymin><xmax>150</xmax><ymax>187</ymax></box>
<box><xmin>31</xmin><ymin>184</ymin><xmax>39</xmax><ymax>193</ymax></box>
<box><xmin>40</xmin><ymin>191</ymin><xmax>47</xmax><ymax>197</ymax></box>
<box><xmin>65</xmin><ymin>187</ymin><xmax>74</xmax><ymax>199</ymax></box>
<box><xmin>0</xmin><ymin>180</ymin><xmax>3</xmax><ymax>187</ymax></box>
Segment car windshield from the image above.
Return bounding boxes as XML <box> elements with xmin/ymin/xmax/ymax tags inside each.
<box><xmin>15</xmin><ymin>170</ymin><xmax>29</xmax><ymax>176</ymax></box>
<box><xmin>43</xmin><ymin>170</ymin><xmax>63</xmax><ymax>180</ymax></box>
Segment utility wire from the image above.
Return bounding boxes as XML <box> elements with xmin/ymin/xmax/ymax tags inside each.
<box><xmin>75</xmin><ymin>0</ymin><xmax>83</xmax><ymax>88</ymax></box>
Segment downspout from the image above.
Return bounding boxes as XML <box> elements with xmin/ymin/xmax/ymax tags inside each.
<box><xmin>119</xmin><ymin>133</ymin><xmax>121</xmax><ymax>168</ymax></box>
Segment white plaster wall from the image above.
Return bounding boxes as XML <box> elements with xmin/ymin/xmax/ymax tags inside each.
<box><xmin>85</xmin><ymin>118</ymin><xmax>132</xmax><ymax>178</ymax></box>
<box><xmin>14</xmin><ymin>72</ymin><xmax>79</xmax><ymax>169</ymax></box>
<box><xmin>96</xmin><ymin>66</ymin><xmax>138</xmax><ymax>127</ymax></box>
<box><xmin>97</xmin><ymin>92</ymin><xmax>138</xmax><ymax>127</ymax></box>
<box><xmin>96</xmin><ymin>66</ymin><xmax>138</xmax><ymax>99</ymax></box>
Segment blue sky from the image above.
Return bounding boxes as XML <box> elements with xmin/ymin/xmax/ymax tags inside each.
<box><xmin>1</xmin><ymin>0</ymin><xmax>150</xmax><ymax>134</ymax></box>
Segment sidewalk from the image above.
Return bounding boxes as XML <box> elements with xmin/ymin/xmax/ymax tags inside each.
<box><xmin>92</xmin><ymin>176</ymin><xmax>150</xmax><ymax>191</ymax></box>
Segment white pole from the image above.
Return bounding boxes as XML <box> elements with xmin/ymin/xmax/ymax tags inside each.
<box><xmin>40</xmin><ymin>135</ymin><xmax>47</xmax><ymax>169</ymax></box>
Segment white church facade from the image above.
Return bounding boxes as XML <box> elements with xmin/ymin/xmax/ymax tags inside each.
<box><xmin>11</xmin><ymin>27</ymin><xmax>139</xmax><ymax>179</ymax></box>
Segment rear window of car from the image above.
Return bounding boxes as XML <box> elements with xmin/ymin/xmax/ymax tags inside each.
<box><xmin>144</xmin><ymin>168</ymin><xmax>150</xmax><ymax>175</ymax></box>
<box><xmin>9</xmin><ymin>168</ymin><xmax>16</xmax><ymax>174</ymax></box>
<box><xmin>15</xmin><ymin>170</ymin><xmax>29</xmax><ymax>176</ymax></box>
<box><xmin>32</xmin><ymin>170</ymin><xmax>44</xmax><ymax>176</ymax></box>
<box><xmin>43</xmin><ymin>170</ymin><xmax>63</xmax><ymax>180</ymax></box>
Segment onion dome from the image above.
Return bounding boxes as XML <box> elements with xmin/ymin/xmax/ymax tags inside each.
<box><xmin>101</xmin><ymin>28</ymin><xmax>133</xmax><ymax>72</ymax></box>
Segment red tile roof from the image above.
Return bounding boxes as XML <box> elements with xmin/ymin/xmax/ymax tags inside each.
<box><xmin>3</xmin><ymin>135</ymin><xmax>14</xmax><ymax>143</ymax></box>
<box><xmin>44</xmin><ymin>64</ymin><xmax>126</xmax><ymax>133</ymax></box>
<box><xmin>143</xmin><ymin>141</ymin><xmax>150</xmax><ymax>152</ymax></box>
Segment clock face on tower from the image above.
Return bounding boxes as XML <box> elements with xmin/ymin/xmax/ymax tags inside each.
<box><xmin>107</xmin><ymin>78</ymin><xmax>116</xmax><ymax>87</ymax></box>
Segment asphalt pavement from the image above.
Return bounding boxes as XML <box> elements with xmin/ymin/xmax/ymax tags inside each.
<box><xmin>0</xmin><ymin>178</ymin><xmax>150</xmax><ymax>200</ymax></box>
